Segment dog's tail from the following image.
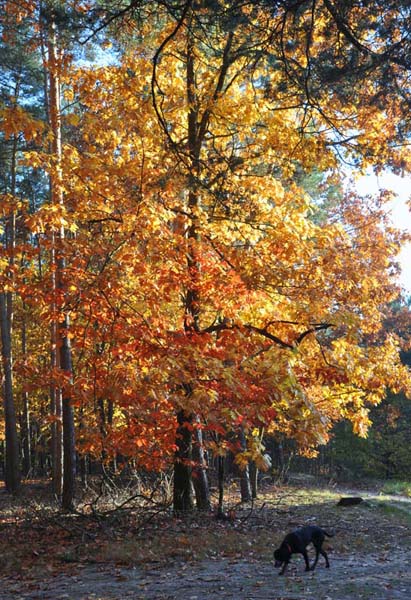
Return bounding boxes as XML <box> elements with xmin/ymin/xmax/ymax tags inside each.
<box><xmin>323</xmin><ymin>529</ymin><xmax>335</xmax><ymax>538</ymax></box>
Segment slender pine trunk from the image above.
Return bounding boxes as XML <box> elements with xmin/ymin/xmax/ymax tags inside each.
<box><xmin>50</xmin><ymin>318</ymin><xmax>63</xmax><ymax>495</ymax></box>
<box><xmin>47</xmin><ymin>19</ymin><xmax>76</xmax><ymax>510</ymax></box>
<box><xmin>0</xmin><ymin>294</ymin><xmax>20</xmax><ymax>493</ymax></box>
<box><xmin>1</xmin><ymin>130</ymin><xmax>21</xmax><ymax>493</ymax></box>
<box><xmin>217</xmin><ymin>455</ymin><xmax>225</xmax><ymax>516</ymax></box>
<box><xmin>20</xmin><ymin>308</ymin><xmax>31</xmax><ymax>477</ymax></box>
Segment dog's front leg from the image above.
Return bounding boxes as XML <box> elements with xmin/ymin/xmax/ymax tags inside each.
<box><xmin>279</xmin><ymin>561</ymin><xmax>289</xmax><ymax>575</ymax></box>
<box><xmin>302</xmin><ymin>550</ymin><xmax>310</xmax><ymax>571</ymax></box>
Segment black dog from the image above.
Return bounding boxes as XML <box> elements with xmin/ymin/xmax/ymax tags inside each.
<box><xmin>274</xmin><ymin>525</ymin><xmax>334</xmax><ymax>575</ymax></box>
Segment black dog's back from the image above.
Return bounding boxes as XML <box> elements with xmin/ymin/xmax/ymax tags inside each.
<box><xmin>282</xmin><ymin>525</ymin><xmax>333</xmax><ymax>550</ymax></box>
<box><xmin>292</xmin><ymin>525</ymin><xmax>333</xmax><ymax>545</ymax></box>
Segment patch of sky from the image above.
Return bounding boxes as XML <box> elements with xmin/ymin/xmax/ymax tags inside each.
<box><xmin>355</xmin><ymin>169</ymin><xmax>411</xmax><ymax>294</ymax></box>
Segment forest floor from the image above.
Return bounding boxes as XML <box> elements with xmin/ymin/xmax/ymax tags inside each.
<box><xmin>1</xmin><ymin>477</ymin><xmax>411</xmax><ymax>599</ymax></box>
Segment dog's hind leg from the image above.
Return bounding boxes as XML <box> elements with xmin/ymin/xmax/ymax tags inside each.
<box><xmin>311</xmin><ymin>548</ymin><xmax>320</xmax><ymax>571</ymax></box>
<box><xmin>312</xmin><ymin>545</ymin><xmax>330</xmax><ymax>570</ymax></box>
<box><xmin>320</xmin><ymin>548</ymin><xmax>330</xmax><ymax>568</ymax></box>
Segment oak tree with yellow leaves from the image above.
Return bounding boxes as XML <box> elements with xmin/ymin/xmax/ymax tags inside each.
<box><xmin>1</xmin><ymin>0</ymin><xmax>411</xmax><ymax>510</ymax></box>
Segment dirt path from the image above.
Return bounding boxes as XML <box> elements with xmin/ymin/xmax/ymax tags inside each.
<box><xmin>2</xmin><ymin>549</ymin><xmax>411</xmax><ymax>600</ymax></box>
<box><xmin>2</xmin><ymin>484</ymin><xmax>411</xmax><ymax>599</ymax></box>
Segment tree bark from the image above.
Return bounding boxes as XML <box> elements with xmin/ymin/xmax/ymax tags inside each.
<box><xmin>50</xmin><ymin>323</ymin><xmax>63</xmax><ymax>495</ymax></box>
<box><xmin>0</xmin><ymin>127</ymin><xmax>20</xmax><ymax>493</ymax></box>
<box><xmin>0</xmin><ymin>294</ymin><xmax>20</xmax><ymax>492</ymax></box>
<box><xmin>47</xmin><ymin>19</ymin><xmax>76</xmax><ymax>510</ymax></box>
<box><xmin>20</xmin><ymin>310</ymin><xmax>31</xmax><ymax>477</ymax></box>
<box><xmin>172</xmin><ymin>21</ymin><xmax>199</xmax><ymax>512</ymax></box>
<box><xmin>217</xmin><ymin>455</ymin><xmax>225</xmax><ymax>517</ymax></box>
<box><xmin>238</xmin><ymin>429</ymin><xmax>252</xmax><ymax>502</ymax></box>
<box><xmin>249</xmin><ymin>461</ymin><xmax>258</xmax><ymax>499</ymax></box>
<box><xmin>173</xmin><ymin>409</ymin><xmax>194</xmax><ymax>512</ymax></box>
<box><xmin>192</xmin><ymin>418</ymin><xmax>211</xmax><ymax>510</ymax></box>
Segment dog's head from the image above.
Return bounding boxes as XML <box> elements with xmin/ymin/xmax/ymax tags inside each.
<box><xmin>274</xmin><ymin>545</ymin><xmax>291</xmax><ymax>568</ymax></box>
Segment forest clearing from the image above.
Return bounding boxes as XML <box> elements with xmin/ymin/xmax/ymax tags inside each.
<box><xmin>2</xmin><ymin>478</ymin><xmax>411</xmax><ymax>599</ymax></box>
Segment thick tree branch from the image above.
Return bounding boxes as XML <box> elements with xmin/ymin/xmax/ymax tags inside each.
<box><xmin>203</xmin><ymin>319</ymin><xmax>334</xmax><ymax>350</ymax></box>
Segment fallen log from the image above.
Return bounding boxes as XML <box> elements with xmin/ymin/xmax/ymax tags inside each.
<box><xmin>337</xmin><ymin>496</ymin><xmax>363</xmax><ymax>506</ymax></box>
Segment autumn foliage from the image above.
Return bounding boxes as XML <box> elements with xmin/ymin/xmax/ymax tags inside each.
<box><xmin>1</xmin><ymin>1</ymin><xmax>411</xmax><ymax>504</ymax></box>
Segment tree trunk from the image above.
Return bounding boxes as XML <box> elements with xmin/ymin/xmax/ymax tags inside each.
<box><xmin>20</xmin><ymin>310</ymin><xmax>31</xmax><ymax>477</ymax></box>
<box><xmin>0</xmin><ymin>128</ymin><xmax>20</xmax><ymax>493</ymax></box>
<box><xmin>238</xmin><ymin>428</ymin><xmax>252</xmax><ymax>502</ymax></box>
<box><xmin>173</xmin><ymin>409</ymin><xmax>194</xmax><ymax>512</ymax></box>
<box><xmin>50</xmin><ymin>328</ymin><xmax>63</xmax><ymax>495</ymax></box>
<box><xmin>250</xmin><ymin>461</ymin><xmax>258</xmax><ymax>499</ymax></box>
<box><xmin>0</xmin><ymin>294</ymin><xmax>20</xmax><ymax>493</ymax></box>
<box><xmin>171</xmin><ymin>20</ymin><xmax>233</xmax><ymax>512</ymax></box>
<box><xmin>172</xmin><ymin>25</ymin><xmax>199</xmax><ymax>511</ymax></box>
<box><xmin>47</xmin><ymin>20</ymin><xmax>76</xmax><ymax>510</ymax></box>
<box><xmin>60</xmin><ymin>309</ymin><xmax>76</xmax><ymax>510</ymax></box>
<box><xmin>192</xmin><ymin>418</ymin><xmax>211</xmax><ymax>510</ymax></box>
<box><xmin>79</xmin><ymin>453</ymin><xmax>88</xmax><ymax>487</ymax></box>
<box><xmin>39</xmin><ymin>10</ymin><xmax>64</xmax><ymax>496</ymax></box>
<box><xmin>217</xmin><ymin>455</ymin><xmax>225</xmax><ymax>517</ymax></box>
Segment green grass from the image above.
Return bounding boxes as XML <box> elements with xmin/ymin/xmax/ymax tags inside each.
<box><xmin>381</xmin><ymin>480</ymin><xmax>411</xmax><ymax>497</ymax></box>
<box><xmin>374</xmin><ymin>499</ymin><xmax>411</xmax><ymax>525</ymax></box>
